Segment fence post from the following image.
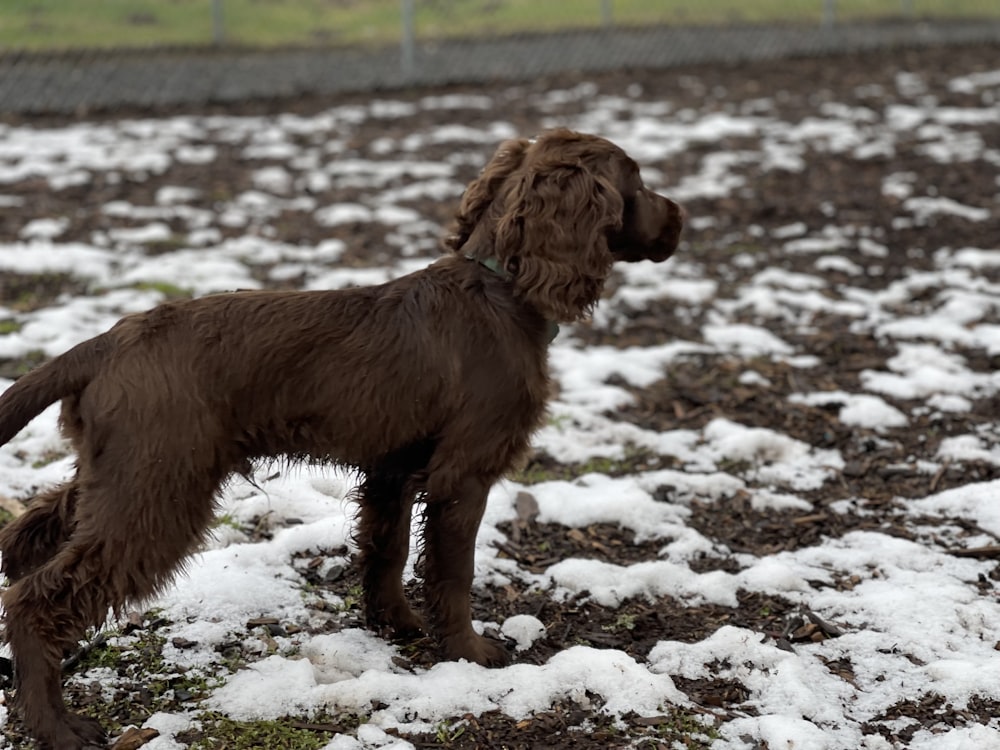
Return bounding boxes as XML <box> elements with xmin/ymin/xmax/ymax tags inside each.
<box><xmin>822</xmin><ymin>0</ymin><xmax>836</xmax><ymax>26</ymax></box>
<box><xmin>601</xmin><ymin>0</ymin><xmax>613</xmax><ymax>27</ymax></box>
<box><xmin>212</xmin><ymin>0</ymin><xmax>225</xmax><ymax>45</ymax></box>
<box><xmin>901</xmin><ymin>0</ymin><xmax>913</xmax><ymax>17</ymax></box>
<box><xmin>401</xmin><ymin>0</ymin><xmax>415</xmax><ymax>79</ymax></box>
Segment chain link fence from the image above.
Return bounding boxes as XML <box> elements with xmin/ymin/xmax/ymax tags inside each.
<box><xmin>4</xmin><ymin>1</ymin><xmax>999</xmax><ymax>50</ymax></box>
<box><xmin>1</xmin><ymin>1</ymin><xmax>998</xmax><ymax>115</ymax></box>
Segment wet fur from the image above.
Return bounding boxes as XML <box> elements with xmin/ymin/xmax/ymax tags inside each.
<box><xmin>0</xmin><ymin>128</ymin><xmax>683</xmax><ymax>749</ymax></box>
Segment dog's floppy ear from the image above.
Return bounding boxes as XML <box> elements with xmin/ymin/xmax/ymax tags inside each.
<box><xmin>494</xmin><ymin>163</ymin><xmax>623</xmax><ymax>322</ymax></box>
<box><xmin>444</xmin><ymin>138</ymin><xmax>531</xmax><ymax>254</ymax></box>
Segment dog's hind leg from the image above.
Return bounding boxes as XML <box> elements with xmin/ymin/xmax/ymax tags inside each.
<box><xmin>2</xmin><ymin>465</ymin><xmax>219</xmax><ymax>749</ymax></box>
<box><xmin>0</xmin><ymin>482</ymin><xmax>79</xmax><ymax>582</ymax></box>
<box><xmin>355</xmin><ymin>470</ymin><xmax>424</xmax><ymax>638</ymax></box>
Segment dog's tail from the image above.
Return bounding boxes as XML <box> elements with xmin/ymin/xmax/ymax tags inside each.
<box><xmin>0</xmin><ymin>334</ymin><xmax>109</xmax><ymax>447</ymax></box>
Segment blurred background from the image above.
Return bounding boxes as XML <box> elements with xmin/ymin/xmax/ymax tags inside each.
<box><xmin>2</xmin><ymin>0</ymin><xmax>999</xmax><ymax>50</ymax></box>
<box><xmin>2</xmin><ymin>0</ymin><xmax>999</xmax><ymax>116</ymax></box>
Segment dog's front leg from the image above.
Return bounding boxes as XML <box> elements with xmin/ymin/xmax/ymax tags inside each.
<box><xmin>421</xmin><ymin>477</ymin><xmax>510</xmax><ymax>667</ymax></box>
<box><xmin>355</xmin><ymin>472</ymin><xmax>424</xmax><ymax>638</ymax></box>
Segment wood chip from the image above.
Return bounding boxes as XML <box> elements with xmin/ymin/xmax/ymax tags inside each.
<box><xmin>631</xmin><ymin>714</ymin><xmax>673</xmax><ymax>727</ymax></box>
<box><xmin>566</xmin><ymin>528</ymin><xmax>587</xmax><ymax>543</ymax></box>
<box><xmin>808</xmin><ymin>610</ymin><xmax>844</xmax><ymax>638</ymax></box>
<box><xmin>246</xmin><ymin>616</ymin><xmax>280</xmax><ymax>628</ymax></box>
<box><xmin>111</xmin><ymin>727</ymin><xmax>160</xmax><ymax>750</ymax></box>
<box><xmin>391</xmin><ymin>655</ymin><xmax>414</xmax><ymax>671</ymax></box>
<box><xmin>929</xmin><ymin>460</ymin><xmax>950</xmax><ymax>493</ymax></box>
<box><xmin>947</xmin><ymin>545</ymin><xmax>1000</xmax><ymax>559</ymax></box>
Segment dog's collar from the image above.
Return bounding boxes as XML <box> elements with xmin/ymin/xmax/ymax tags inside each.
<box><xmin>465</xmin><ymin>254</ymin><xmax>560</xmax><ymax>343</ymax></box>
<box><xmin>468</xmin><ymin>255</ymin><xmax>512</xmax><ymax>281</ymax></box>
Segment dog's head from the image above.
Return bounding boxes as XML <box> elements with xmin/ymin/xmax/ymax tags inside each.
<box><xmin>445</xmin><ymin>128</ymin><xmax>684</xmax><ymax>322</ymax></box>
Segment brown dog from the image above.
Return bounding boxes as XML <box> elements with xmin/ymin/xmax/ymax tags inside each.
<box><xmin>0</xmin><ymin>128</ymin><xmax>683</xmax><ymax>748</ymax></box>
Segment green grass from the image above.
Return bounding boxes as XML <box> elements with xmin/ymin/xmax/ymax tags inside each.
<box><xmin>130</xmin><ymin>280</ymin><xmax>193</xmax><ymax>299</ymax></box>
<box><xmin>183</xmin><ymin>714</ymin><xmax>336</xmax><ymax>750</ymax></box>
<box><xmin>180</xmin><ymin>712</ymin><xmax>365</xmax><ymax>750</ymax></box>
<box><xmin>66</xmin><ymin>621</ymin><xmax>222</xmax><ymax>736</ymax></box>
<box><xmin>638</xmin><ymin>709</ymin><xmax>722</xmax><ymax>749</ymax></box>
<box><xmin>1</xmin><ymin>0</ymin><xmax>997</xmax><ymax>52</ymax></box>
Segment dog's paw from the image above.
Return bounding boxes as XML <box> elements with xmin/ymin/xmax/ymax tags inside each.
<box><xmin>40</xmin><ymin>712</ymin><xmax>107</xmax><ymax>749</ymax></box>
<box><xmin>441</xmin><ymin>632</ymin><xmax>513</xmax><ymax>668</ymax></box>
<box><xmin>366</xmin><ymin>603</ymin><xmax>426</xmax><ymax>640</ymax></box>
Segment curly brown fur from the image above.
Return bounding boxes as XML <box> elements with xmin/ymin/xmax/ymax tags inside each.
<box><xmin>0</xmin><ymin>128</ymin><xmax>683</xmax><ymax>749</ymax></box>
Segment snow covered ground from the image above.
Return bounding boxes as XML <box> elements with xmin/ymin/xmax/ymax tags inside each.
<box><xmin>1</xmin><ymin>46</ymin><xmax>999</xmax><ymax>749</ymax></box>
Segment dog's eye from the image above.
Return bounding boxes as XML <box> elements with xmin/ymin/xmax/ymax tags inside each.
<box><xmin>505</xmin><ymin>257</ymin><xmax>521</xmax><ymax>277</ymax></box>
